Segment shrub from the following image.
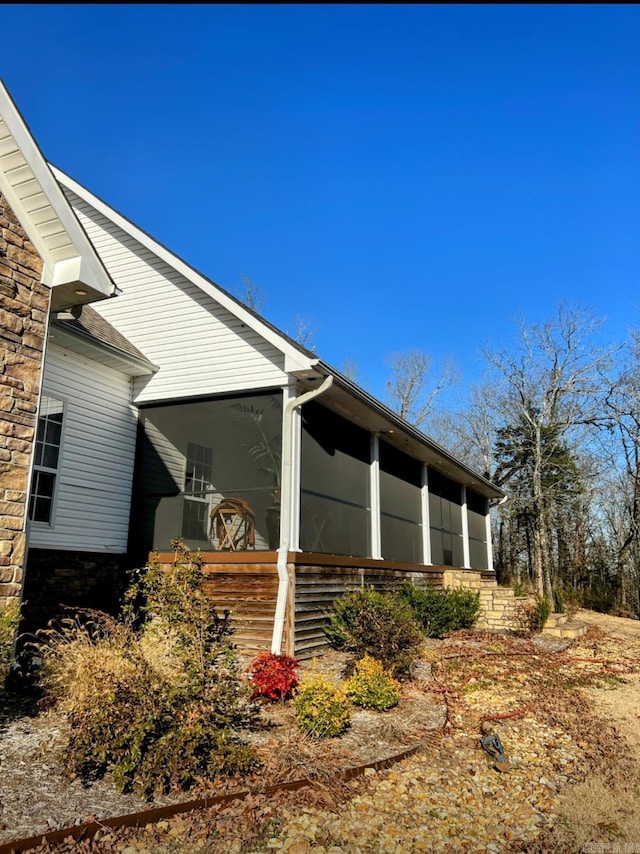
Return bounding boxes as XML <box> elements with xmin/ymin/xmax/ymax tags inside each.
<box><xmin>294</xmin><ymin>673</ymin><xmax>351</xmax><ymax>738</ymax></box>
<box><xmin>324</xmin><ymin>587</ymin><xmax>423</xmax><ymax>676</ymax></box>
<box><xmin>397</xmin><ymin>583</ymin><xmax>480</xmax><ymax>638</ymax></box>
<box><xmin>553</xmin><ymin>585</ymin><xmax>581</xmax><ymax>619</ymax></box>
<box><xmin>511</xmin><ymin>579</ymin><xmax>533</xmax><ymax>598</ymax></box>
<box><xmin>535</xmin><ymin>596</ymin><xmax>552</xmax><ymax>631</ymax></box>
<box><xmin>34</xmin><ymin>543</ymin><xmax>260</xmax><ymax>797</ymax></box>
<box><xmin>582</xmin><ymin>585</ymin><xmax>616</xmax><ymax>615</ymax></box>
<box><xmin>514</xmin><ymin>596</ymin><xmax>551</xmax><ymax>636</ymax></box>
<box><xmin>249</xmin><ymin>652</ymin><xmax>300</xmax><ymax>701</ymax></box>
<box><xmin>0</xmin><ymin>599</ymin><xmax>20</xmax><ymax>685</ymax></box>
<box><xmin>345</xmin><ymin>655</ymin><xmax>400</xmax><ymax>711</ymax></box>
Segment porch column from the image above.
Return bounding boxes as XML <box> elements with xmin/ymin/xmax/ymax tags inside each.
<box><xmin>461</xmin><ymin>485</ymin><xmax>471</xmax><ymax>569</ymax></box>
<box><xmin>370</xmin><ymin>434</ymin><xmax>382</xmax><ymax>559</ymax></box>
<box><xmin>283</xmin><ymin>384</ymin><xmax>302</xmax><ymax>552</ymax></box>
<box><xmin>421</xmin><ymin>464</ymin><xmax>431</xmax><ymax>564</ymax></box>
<box><xmin>485</xmin><ymin>502</ymin><xmax>494</xmax><ymax>571</ymax></box>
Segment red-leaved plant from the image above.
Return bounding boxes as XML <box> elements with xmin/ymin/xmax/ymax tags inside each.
<box><xmin>249</xmin><ymin>652</ymin><xmax>300</xmax><ymax>701</ymax></box>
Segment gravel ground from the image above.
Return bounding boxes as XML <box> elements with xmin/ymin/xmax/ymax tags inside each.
<box><xmin>3</xmin><ymin>618</ymin><xmax>640</xmax><ymax>853</ymax></box>
<box><xmin>254</xmin><ymin>722</ymin><xmax>579</xmax><ymax>854</ymax></box>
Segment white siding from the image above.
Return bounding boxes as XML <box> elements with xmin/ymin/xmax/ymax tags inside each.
<box><xmin>28</xmin><ymin>344</ymin><xmax>138</xmax><ymax>553</ymax></box>
<box><xmin>62</xmin><ymin>189</ymin><xmax>288</xmax><ymax>403</ymax></box>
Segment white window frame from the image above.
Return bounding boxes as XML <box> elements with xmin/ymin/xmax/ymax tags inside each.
<box><xmin>181</xmin><ymin>441</ymin><xmax>215</xmax><ymax>541</ymax></box>
<box><xmin>28</xmin><ymin>395</ymin><xmax>66</xmax><ymax>527</ymax></box>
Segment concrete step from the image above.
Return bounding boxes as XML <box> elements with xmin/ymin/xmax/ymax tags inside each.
<box><xmin>543</xmin><ymin>619</ymin><xmax>587</xmax><ymax>640</ymax></box>
<box><xmin>545</xmin><ymin>612</ymin><xmax>569</xmax><ymax>628</ymax></box>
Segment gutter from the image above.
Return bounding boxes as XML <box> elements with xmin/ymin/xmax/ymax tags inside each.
<box><xmin>49</xmin><ymin>322</ymin><xmax>158</xmax><ymax>376</ymax></box>
<box><xmin>271</xmin><ymin>375</ymin><xmax>334</xmax><ymax>655</ymax></box>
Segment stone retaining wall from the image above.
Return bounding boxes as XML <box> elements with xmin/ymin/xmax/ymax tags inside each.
<box><xmin>0</xmin><ymin>192</ymin><xmax>48</xmax><ymax>609</ymax></box>
<box><xmin>442</xmin><ymin>569</ymin><xmax>533</xmax><ymax>631</ymax></box>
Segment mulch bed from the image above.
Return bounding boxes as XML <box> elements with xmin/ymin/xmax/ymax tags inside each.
<box><xmin>2</xmin><ymin>629</ymin><xmax>640</xmax><ymax>852</ymax></box>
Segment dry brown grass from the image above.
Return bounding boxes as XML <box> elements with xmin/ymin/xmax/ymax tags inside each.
<box><xmin>138</xmin><ymin>623</ymin><xmax>184</xmax><ymax>685</ymax></box>
<box><xmin>35</xmin><ymin>615</ymin><xmax>140</xmax><ymax>713</ymax></box>
<box><xmin>544</xmin><ymin>775</ymin><xmax>640</xmax><ymax>850</ymax></box>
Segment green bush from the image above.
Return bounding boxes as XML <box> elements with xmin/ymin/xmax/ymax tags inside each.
<box><xmin>511</xmin><ymin>579</ymin><xmax>533</xmax><ymax>598</ymax></box>
<box><xmin>0</xmin><ymin>599</ymin><xmax>20</xmax><ymax>685</ymax></box>
<box><xmin>294</xmin><ymin>673</ymin><xmax>351</xmax><ymax>738</ymax></box>
<box><xmin>345</xmin><ymin>655</ymin><xmax>400</xmax><ymax>711</ymax></box>
<box><xmin>324</xmin><ymin>587</ymin><xmax>423</xmax><ymax>676</ymax></box>
<box><xmin>396</xmin><ymin>583</ymin><xmax>480</xmax><ymax>638</ymax></box>
<box><xmin>534</xmin><ymin>596</ymin><xmax>551</xmax><ymax>631</ymax></box>
<box><xmin>35</xmin><ymin>542</ymin><xmax>260</xmax><ymax>797</ymax></box>
<box><xmin>551</xmin><ymin>584</ymin><xmax>580</xmax><ymax>618</ymax></box>
<box><xmin>581</xmin><ymin>585</ymin><xmax>616</xmax><ymax>615</ymax></box>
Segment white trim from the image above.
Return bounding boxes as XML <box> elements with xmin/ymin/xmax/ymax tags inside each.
<box><xmin>485</xmin><ymin>504</ymin><xmax>494</xmax><ymax>572</ymax></box>
<box><xmin>461</xmin><ymin>485</ymin><xmax>471</xmax><ymax>569</ymax></box>
<box><xmin>421</xmin><ymin>464</ymin><xmax>431</xmax><ymax>565</ymax></box>
<box><xmin>272</xmin><ymin>375</ymin><xmax>334</xmax><ymax>654</ymax></box>
<box><xmin>369</xmin><ymin>434</ymin><xmax>382</xmax><ymax>560</ymax></box>
<box><xmin>0</xmin><ymin>82</ymin><xmax>114</xmax><ymax>299</ymax></box>
<box><xmin>284</xmin><ymin>384</ymin><xmax>302</xmax><ymax>552</ymax></box>
<box><xmin>30</xmin><ymin>393</ymin><xmax>68</xmax><ymax>530</ymax></box>
<box><xmin>21</xmin><ymin>299</ymin><xmax>53</xmax><ymax>611</ymax></box>
<box><xmin>52</xmin><ymin>167</ymin><xmax>318</xmax><ymax>375</ymax></box>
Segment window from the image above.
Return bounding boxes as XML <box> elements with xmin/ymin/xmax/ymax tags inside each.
<box><xmin>182</xmin><ymin>442</ymin><xmax>214</xmax><ymax>540</ymax></box>
<box><xmin>29</xmin><ymin>397</ymin><xmax>64</xmax><ymax>524</ymax></box>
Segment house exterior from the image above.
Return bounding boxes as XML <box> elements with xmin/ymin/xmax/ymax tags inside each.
<box><xmin>0</xmin><ymin>81</ymin><xmax>506</xmax><ymax>658</ymax></box>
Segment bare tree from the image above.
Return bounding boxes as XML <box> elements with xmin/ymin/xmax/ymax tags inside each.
<box><xmin>485</xmin><ymin>303</ymin><xmax>616</xmax><ymax>599</ymax></box>
<box><xmin>291</xmin><ymin>315</ymin><xmax>317</xmax><ymax>352</ymax></box>
<box><xmin>385</xmin><ymin>349</ymin><xmax>459</xmax><ymax>430</ymax></box>
<box><xmin>341</xmin><ymin>358</ymin><xmax>359</xmax><ymax>382</ymax></box>
<box><xmin>600</xmin><ymin>328</ymin><xmax>640</xmax><ymax>614</ymax></box>
<box><xmin>236</xmin><ymin>274</ymin><xmax>266</xmax><ymax>314</ymax></box>
<box><xmin>429</xmin><ymin>380</ymin><xmax>496</xmax><ymax>476</ymax></box>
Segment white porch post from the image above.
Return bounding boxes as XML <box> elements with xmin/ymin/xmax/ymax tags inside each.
<box><xmin>272</xmin><ymin>375</ymin><xmax>334</xmax><ymax>653</ymax></box>
<box><xmin>421</xmin><ymin>464</ymin><xmax>431</xmax><ymax>565</ymax></box>
<box><xmin>287</xmin><ymin>386</ymin><xmax>302</xmax><ymax>552</ymax></box>
<box><xmin>370</xmin><ymin>433</ymin><xmax>382</xmax><ymax>559</ymax></box>
<box><xmin>461</xmin><ymin>485</ymin><xmax>471</xmax><ymax>569</ymax></box>
<box><xmin>485</xmin><ymin>500</ymin><xmax>494</xmax><ymax>572</ymax></box>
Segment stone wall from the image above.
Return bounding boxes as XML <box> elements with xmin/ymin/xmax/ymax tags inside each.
<box><xmin>442</xmin><ymin>568</ymin><xmax>533</xmax><ymax>631</ymax></box>
<box><xmin>0</xmin><ymin>193</ymin><xmax>48</xmax><ymax>609</ymax></box>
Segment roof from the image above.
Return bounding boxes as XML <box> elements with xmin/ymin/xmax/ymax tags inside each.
<box><xmin>52</xmin><ymin>166</ymin><xmax>318</xmax><ymax>376</ymax></box>
<box><xmin>51</xmin><ymin>165</ymin><xmax>503</xmax><ymax>500</ymax></box>
<box><xmin>50</xmin><ymin>305</ymin><xmax>157</xmax><ymax>377</ymax></box>
<box><xmin>0</xmin><ymin>80</ymin><xmax>115</xmax><ymax>310</ymax></box>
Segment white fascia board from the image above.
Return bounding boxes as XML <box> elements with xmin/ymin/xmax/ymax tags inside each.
<box><xmin>0</xmin><ymin>81</ymin><xmax>114</xmax><ymax>300</ymax></box>
<box><xmin>51</xmin><ymin>167</ymin><xmax>319</xmax><ymax>375</ymax></box>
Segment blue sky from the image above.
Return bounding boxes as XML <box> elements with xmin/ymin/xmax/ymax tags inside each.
<box><xmin>2</xmin><ymin>5</ymin><xmax>639</xmax><ymax>406</ymax></box>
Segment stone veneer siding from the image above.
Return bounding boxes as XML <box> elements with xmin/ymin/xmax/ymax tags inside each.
<box><xmin>0</xmin><ymin>192</ymin><xmax>48</xmax><ymax>608</ymax></box>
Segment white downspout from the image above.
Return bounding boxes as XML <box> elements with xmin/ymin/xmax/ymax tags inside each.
<box><xmin>271</xmin><ymin>374</ymin><xmax>334</xmax><ymax>654</ymax></box>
